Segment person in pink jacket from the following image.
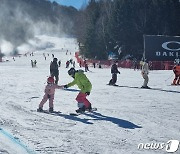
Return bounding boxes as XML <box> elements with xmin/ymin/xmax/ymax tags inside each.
<box><xmin>37</xmin><ymin>77</ymin><xmax>63</xmax><ymax>112</ymax></box>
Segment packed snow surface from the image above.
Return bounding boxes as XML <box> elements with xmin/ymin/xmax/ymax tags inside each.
<box><xmin>0</xmin><ymin>36</ymin><xmax>179</xmax><ymax>154</ymax></box>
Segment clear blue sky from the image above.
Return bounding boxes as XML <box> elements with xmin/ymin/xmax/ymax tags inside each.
<box><xmin>50</xmin><ymin>0</ymin><xmax>89</xmax><ymax>9</ymax></box>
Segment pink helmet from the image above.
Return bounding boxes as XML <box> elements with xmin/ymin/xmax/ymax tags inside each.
<box><xmin>47</xmin><ymin>77</ymin><xmax>54</xmax><ymax>83</ymax></box>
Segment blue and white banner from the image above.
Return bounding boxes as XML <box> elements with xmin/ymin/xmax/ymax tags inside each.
<box><xmin>144</xmin><ymin>35</ymin><xmax>180</xmax><ymax>61</ymax></box>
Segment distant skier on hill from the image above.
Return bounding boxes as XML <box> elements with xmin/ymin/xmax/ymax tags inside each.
<box><xmin>66</xmin><ymin>60</ymin><xmax>70</xmax><ymax>68</ymax></box>
<box><xmin>50</xmin><ymin>58</ymin><xmax>59</xmax><ymax>84</ymax></box>
<box><xmin>58</xmin><ymin>60</ymin><xmax>61</xmax><ymax>67</ymax></box>
<box><xmin>84</xmin><ymin>60</ymin><xmax>89</xmax><ymax>72</ymax></box>
<box><xmin>108</xmin><ymin>61</ymin><xmax>120</xmax><ymax>85</ymax></box>
<box><xmin>141</xmin><ymin>59</ymin><xmax>150</xmax><ymax>89</ymax></box>
<box><xmin>34</xmin><ymin>60</ymin><xmax>37</xmax><ymax>67</ymax></box>
<box><xmin>37</xmin><ymin>77</ymin><xmax>63</xmax><ymax>112</ymax></box>
<box><xmin>31</xmin><ymin>60</ymin><xmax>34</xmax><ymax>68</ymax></box>
<box><xmin>63</xmin><ymin>68</ymin><xmax>92</xmax><ymax>113</ymax></box>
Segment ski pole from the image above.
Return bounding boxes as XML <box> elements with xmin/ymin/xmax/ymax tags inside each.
<box><xmin>165</xmin><ymin>74</ymin><xmax>174</xmax><ymax>82</ymax></box>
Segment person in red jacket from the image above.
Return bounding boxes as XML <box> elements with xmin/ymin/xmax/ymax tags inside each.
<box><xmin>172</xmin><ymin>65</ymin><xmax>180</xmax><ymax>85</ymax></box>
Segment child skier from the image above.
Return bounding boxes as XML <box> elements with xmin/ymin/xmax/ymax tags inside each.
<box><xmin>172</xmin><ymin>64</ymin><xmax>180</xmax><ymax>85</ymax></box>
<box><xmin>37</xmin><ymin>77</ymin><xmax>63</xmax><ymax>112</ymax></box>
<box><xmin>64</xmin><ymin>68</ymin><xmax>92</xmax><ymax>113</ymax></box>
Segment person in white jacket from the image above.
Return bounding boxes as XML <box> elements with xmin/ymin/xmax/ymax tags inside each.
<box><xmin>141</xmin><ymin>60</ymin><xmax>150</xmax><ymax>89</ymax></box>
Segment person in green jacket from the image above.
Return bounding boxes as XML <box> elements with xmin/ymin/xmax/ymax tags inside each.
<box><xmin>64</xmin><ymin>68</ymin><xmax>92</xmax><ymax>113</ymax></box>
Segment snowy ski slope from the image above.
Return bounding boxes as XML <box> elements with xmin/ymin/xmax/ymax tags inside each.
<box><xmin>0</xmin><ymin>35</ymin><xmax>179</xmax><ymax>154</ymax></box>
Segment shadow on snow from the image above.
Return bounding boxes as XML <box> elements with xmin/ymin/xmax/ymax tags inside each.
<box><xmin>117</xmin><ymin>85</ymin><xmax>180</xmax><ymax>94</ymax></box>
<box><xmin>44</xmin><ymin>111</ymin><xmax>142</xmax><ymax>129</ymax></box>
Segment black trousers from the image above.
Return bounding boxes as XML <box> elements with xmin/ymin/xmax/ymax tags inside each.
<box><xmin>50</xmin><ymin>72</ymin><xmax>59</xmax><ymax>84</ymax></box>
<box><xmin>109</xmin><ymin>73</ymin><xmax>117</xmax><ymax>85</ymax></box>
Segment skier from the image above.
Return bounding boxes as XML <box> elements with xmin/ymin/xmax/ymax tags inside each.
<box><xmin>93</xmin><ymin>62</ymin><xmax>96</xmax><ymax>68</ymax></box>
<box><xmin>172</xmin><ymin>64</ymin><xmax>180</xmax><ymax>85</ymax></box>
<box><xmin>37</xmin><ymin>77</ymin><xmax>63</xmax><ymax>112</ymax></box>
<box><xmin>133</xmin><ymin>58</ymin><xmax>139</xmax><ymax>70</ymax></box>
<box><xmin>58</xmin><ymin>60</ymin><xmax>61</xmax><ymax>67</ymax></box>
<box><xmin>34</xmin><ymin>60</ymin><xmax>37</xmax><ymax>67</ymax></box>
<box><xmin>69</xmin><ymin>59</ymin><xmax>73</xmax><ymax>64</ymax></box>
<box><xmin>141</xmin><ymin>59</ymin><xmax>150</xmax><ymax>88</ymax></box>
<box><xmin>66</xmin><ymin>60</ymin><xmax>70</xmax><ymax>68</ymax></box>
<box><xmin>31</xmin><ymin>60</ymin><xmax>34</xmax><ymax>68</ymax></box>
<box><xmin>108</xmin><ymin>61</ymin><xmax>120</xmax><ymax>85</ymax></box>
<box><xmin>63</xmin><ymin>68</ymin><xmax>92</xmax><ymax>113</ymax></box>
<box><xmin>84</xmin><ymin>60</ymin><xmax>89</xmax><ymax>72</ymax></box>
<box><xmin>50</xmin><ymin>58</ymin><xmax>59</xmax><ymax>84</ymax></box>
<box><xmin>98</xmin><ymin>61</ymin><xmax>102</xmax><ymax>68</ymax></box>
<box><xmin>79</xmin><ymin>61</ymin><xmax>82</xmax><ymax>68</ymax></box>
<box><xmin>73</xmin><ymin>61</ymin><xmax>75</xmax><ymax>68</ymax></box>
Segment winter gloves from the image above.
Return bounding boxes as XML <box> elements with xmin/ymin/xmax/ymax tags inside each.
<box><xmin>64</xmin><ymin>85</ymin><xmax>68</xmax><ymax>88</ymax></box>
<box><xmin>85</xmin><ymin>92</ymin><xmax>90</xmax><ymax>95</ymax></box>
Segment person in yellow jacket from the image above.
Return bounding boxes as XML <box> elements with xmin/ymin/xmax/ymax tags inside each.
<box><xmin>64</xmin><ymin>68</ymin><xmax>92</xmax><ymax>113</ymax></box>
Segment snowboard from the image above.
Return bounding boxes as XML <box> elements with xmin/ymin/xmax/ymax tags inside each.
<box><xmin>169</xmin><ymin>84</ymin><xmax>180</xmax><ymax>86</ymax></box>
<box><xmin>69</xmin><ymin>108</ymin><xmax>97</xmax><ymax>116</ymax></box>
<box><xmin>106</xmin><ymin>84</ymin><xmax>119</xmax><ymax>87</ymax></box>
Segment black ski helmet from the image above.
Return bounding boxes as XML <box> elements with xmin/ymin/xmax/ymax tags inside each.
<box><xmin>53</xmin><ymin>58</ymin><xmax>58</xmax><ymax>62</ymax></box>
<box><xmin>68</xmin><ymin>68</ymin><xmax>76</xmax><ymax>76</ymax></box>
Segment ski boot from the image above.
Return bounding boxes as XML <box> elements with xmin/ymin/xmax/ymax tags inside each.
<box><xmin>86</xmin><ymin>104</ymin><xmax>92</xmax><ymax>112</ymax></box>
<box><xmin>37</xmin><ymin>107</ymin><xmax>43</xmax><ymax>112</ymax></box>
<box><xmin>141</xmin><ymin>86</ymin><xmax>151</xmax><ymax>89</ymax></box>
<box><xmin>76</xmin><ymin>106</ymin><xmax>85</xmax><ymax>113</ymax></box>
<box><xmin>49</xmin><ymin>107</ymin><xmax>54</xmax><ymax>113</ymax></box>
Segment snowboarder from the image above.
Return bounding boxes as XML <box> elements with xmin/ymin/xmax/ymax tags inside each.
<box><xmin>141</xmin><ymin>59</ymin><xmax>150</xmax><ymax>88</ymax></box>
<box><xmin>108</xmin><ymin>61</ymin><xmax>120</xmax><ymax>85</ymax></box>
<box><xmin>63</xmin><ymin>68</ymin><xmax>92</xmax><ymax>113</ymax></box>
<box><xmin>50</xmin><ymin>58</ymin><xmax>59</xmax><ymax>84</ymax></box>
<box><xmin>172</xmin><ymin>64</ymin><xmax>180</xmax><ymax>85</ymax></box>
<box><xmin>37</xmin><ymin>77</ymin><xmax>63</xmax><ymax>112</ymax></box>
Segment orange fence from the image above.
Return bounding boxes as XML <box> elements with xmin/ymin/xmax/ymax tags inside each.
<box><xmin>75</xmin><ymin>52</ymin><xmax>174</xmax><ymax>70</ymax></box>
